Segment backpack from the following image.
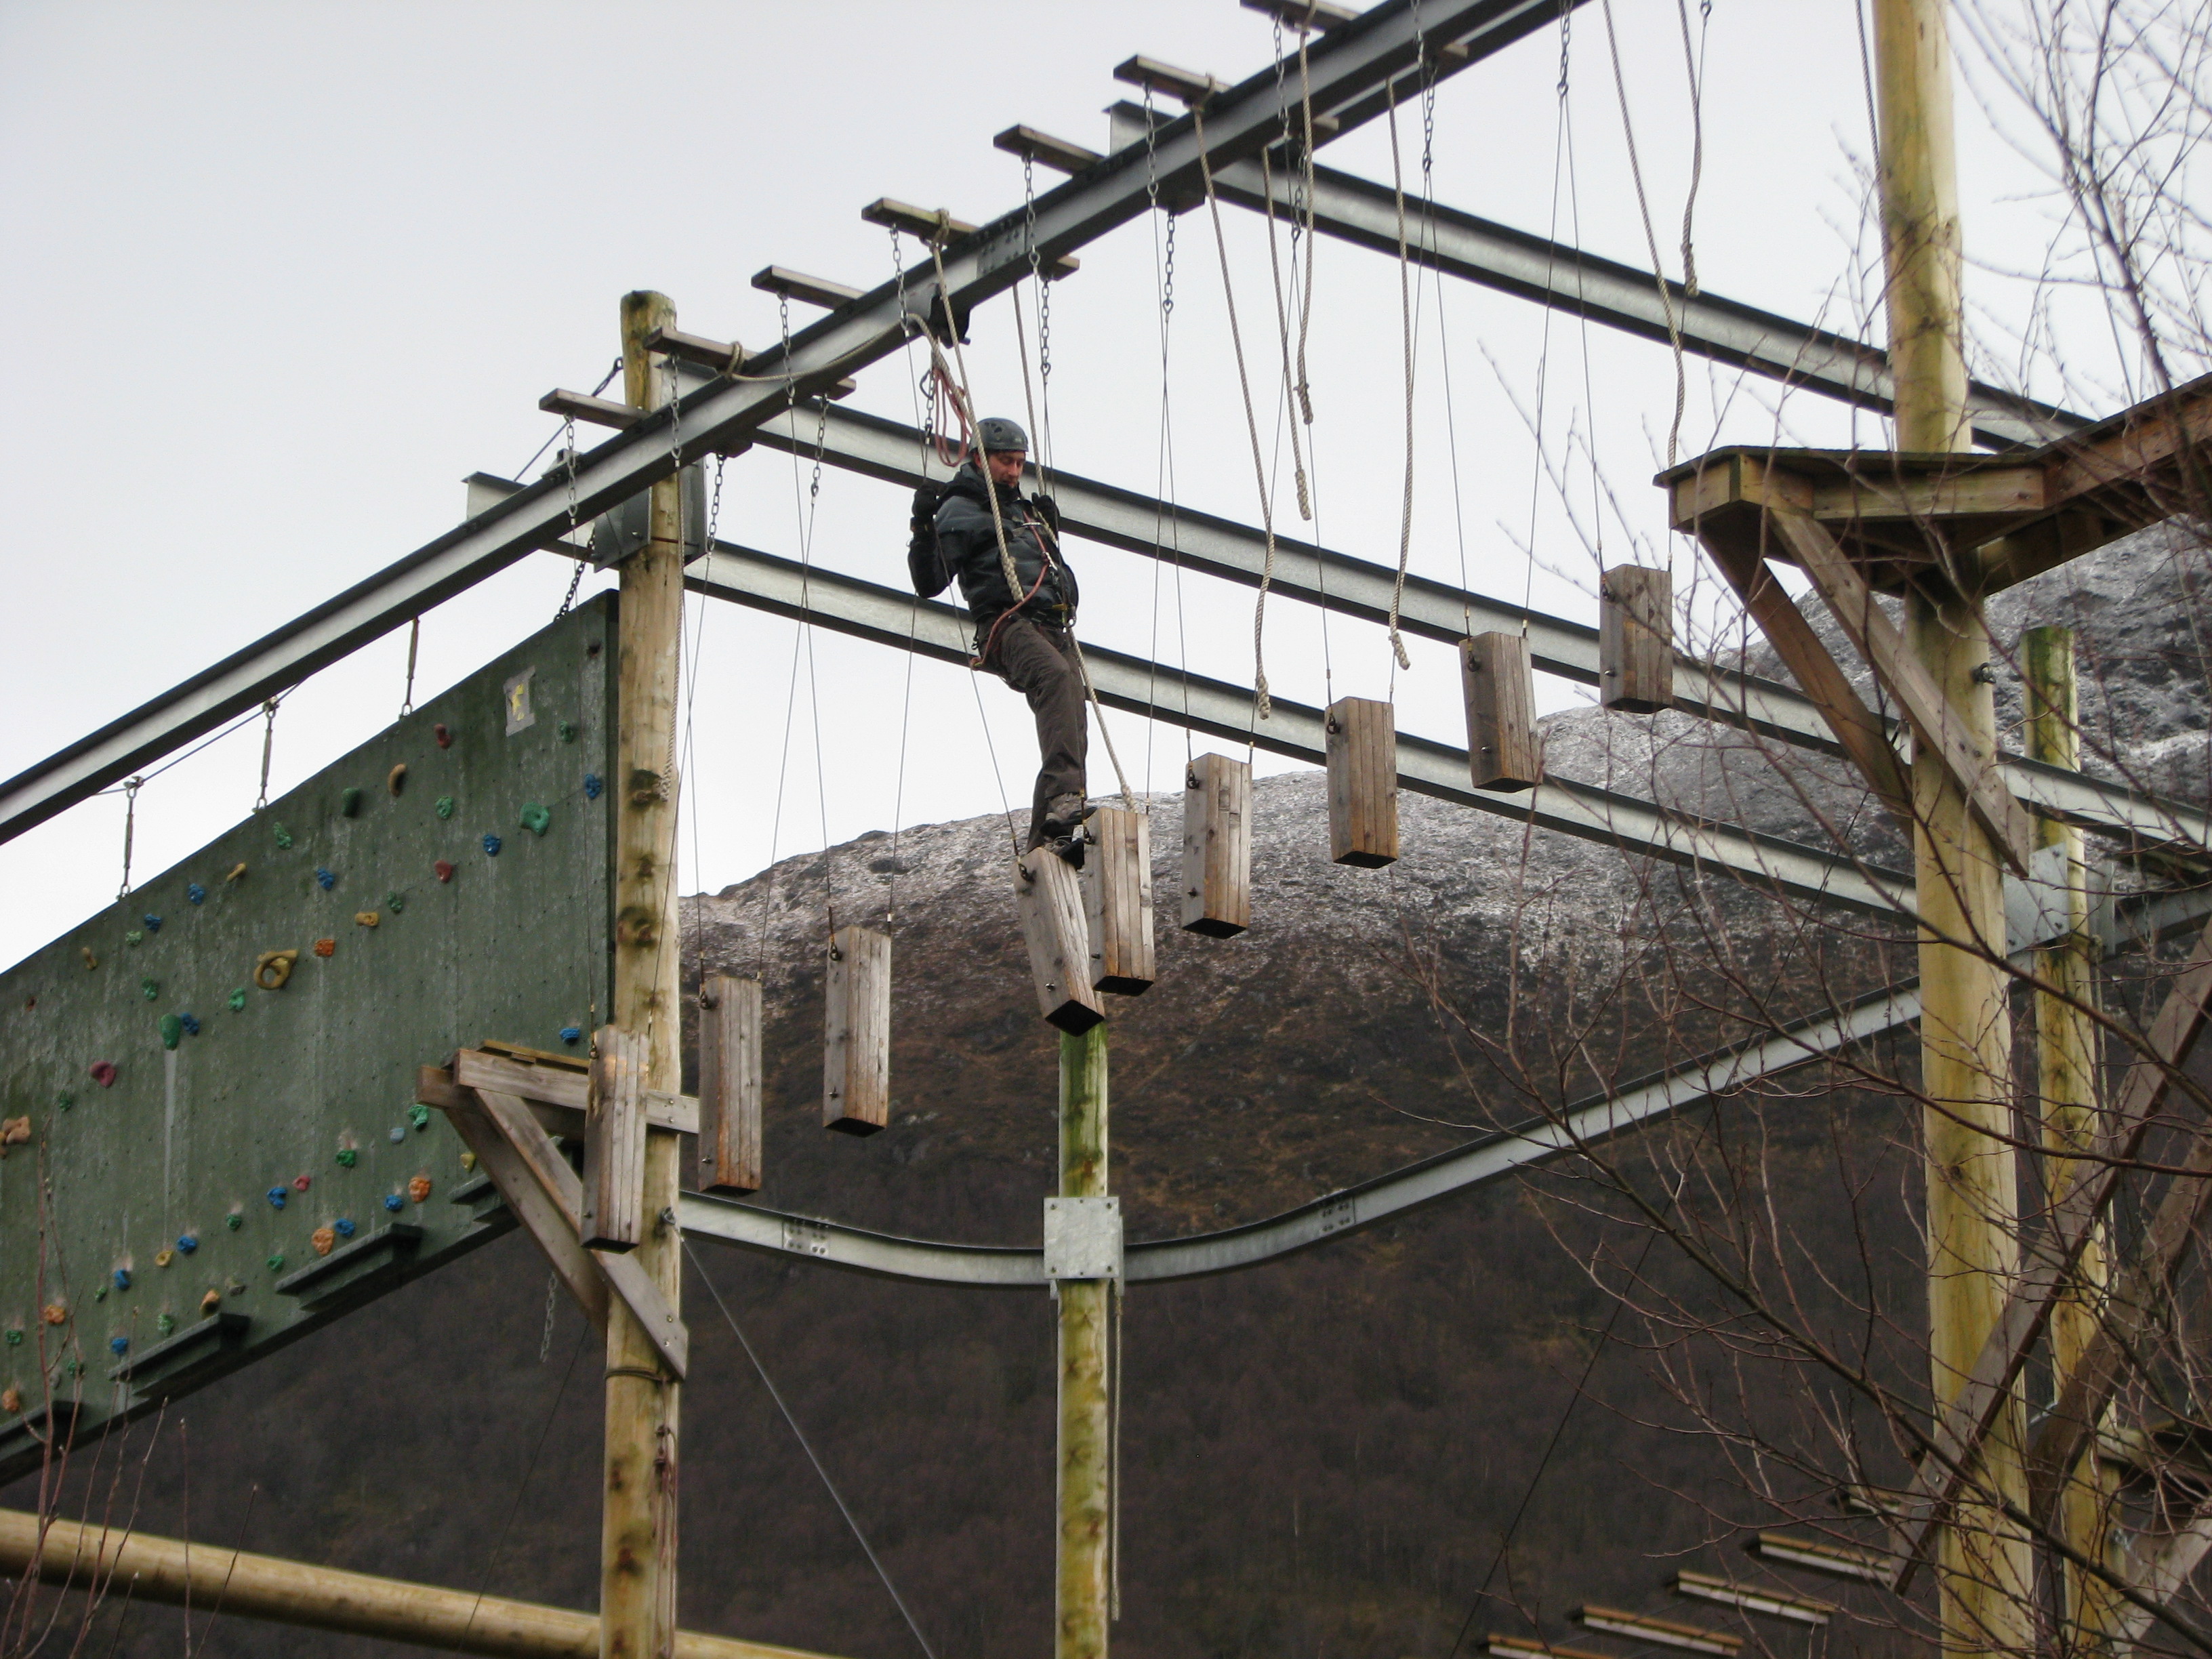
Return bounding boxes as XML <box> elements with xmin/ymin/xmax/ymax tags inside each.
<box><xmin>906</xmin><ymin>482</ymin><xmax>951</xmax><ymax>598</ymax></box>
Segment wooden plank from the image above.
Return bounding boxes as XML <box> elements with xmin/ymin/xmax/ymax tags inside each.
<box><xmin>1017</xmin><ymin>848</ymin><xmax>1107</xmax><ymax>1031</ymax></box>
<box><xmin>823</xmin><ymin>925</ymin><xmax>891</xmax><ymax>1134</ymax></box>
<box><xmin>1599</xmin><ymin>565</ymin><xmax>1674</xmax><ymax>713</ymax></box>
<box><xmin>1767</xmin><ymin>508</ymin><xmax>2034</xmax><ymax>874</ymax></box>
<box><xmin>750</xmin><ymin>266</ymin><xmax>865</xmax><ymax>310</ymax></box>
<box><xmin>698</xmin><ymin>975</ymin><xmax>762</xmax><ymax>1194</ymax></box>
<box><xmin>1180</xmin><ymin>753</ymin><xmax>1251</xmax><ymax>937</ymax></box>
<box><xmin>453</xmin><ymin>1048</ymin><xmax>694</xmax><ymax>1133</ymax></box>
<box><xmin>1460</xmin><ymin>632</ymin><xmax>1540</xmax><ymax>792</ymax></box>
<box><xmin>1085</xmin><ymin>807</ymin><xmax>1155</xmax><ymax>995</ymax></box>
<box><xmin>583</xmin><ymin>1025</ymin><xmax>647</xmax><ymax>1251</ymax></box>
<box><xmin>1696</xmin><ymin>523</ymin><xmax>1914</xmax><ymax>823</ymax></box>
<box><xmin>538</xmin><ymin>388</ymin><xmax>640</xmax><ymax>430</ymax></box>
<box><xmin>1325</xmin><ymin>697</ymin><xmax>1399</xmax><ymax>867</ymax></box>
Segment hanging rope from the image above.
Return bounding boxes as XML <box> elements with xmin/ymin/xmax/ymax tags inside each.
<box><xmin>1261</xmin><ymin>144</ymin><xmax>1313</xmax><ymax>521</ymax></box>
<box><xmin>1291</xmin><ymin>14</ymin><xmax>1320</xmax><ymax>428</ymax></box>
<box><xmin>117</xmin><ymin>777</ymin><xmax>143</xmax><ymax>901</ymax></box>
<box><xmin>1675</xmin><ymin>0</ymin><xmax>1711</xmax><ymax>298</ymax></box>
<box><xmin>1600</xmin><ymin>0</ymin><xmax>1692</xmax><ymax>466</ymax></box>
<box><xmin>1385</xmin><ymin>77</ymin><xmax>1418</xmax><ymax>674</ymax></box>
<box><xmin>1193</xmin><ymin>98</ymin><xmax>1282</xmax><ymax>723</ymax></box>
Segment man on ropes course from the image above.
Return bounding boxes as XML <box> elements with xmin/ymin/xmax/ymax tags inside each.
<box><xmin>907</xmin><ymin>415</ymin><xmax>1090</xmax><ymax>866</ymax></box>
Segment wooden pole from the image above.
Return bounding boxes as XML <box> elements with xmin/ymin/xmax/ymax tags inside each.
<box><xmin>1057</xmin><ymin>1025</ymin><xmax>1111</xmax><ymax>1659</ymax></box>
<box><xmin>606</xmin><ymin>289</ymin><xmax>687</xmax><ymax>1659</ymax></box>
<box><xmin>0</xmin><ymin>1509</ymin><xmax>838</xmax><ymax>1659</ymax></box>
<box><xmin>1871</xmin><ymin>5</ymin><xmax>2032</xmax><ymax>1652</ymax></box>
<box><xmin>2024</xmin><ymin>624</ymin><xmax>2121</xmax><ymax>1652</ymax></box>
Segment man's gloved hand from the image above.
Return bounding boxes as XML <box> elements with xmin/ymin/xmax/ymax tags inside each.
<box><xmin>1031</xmin><ymin>494</ymin><xmax>1060</xmax><ymax>533</ymax></box>
<box><xmin>910</xmin><ymin>483</ymin><xmax>942</xmax><ymax>532</ymax></box>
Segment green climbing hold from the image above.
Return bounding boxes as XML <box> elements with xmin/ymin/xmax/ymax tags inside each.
<box><xmin>140</xmin><ymin>979</ymin><xmax>159</xmax><ymax>1002</ymax></box>
<box><xmin>228</xmin><ymin>987</ymin><xmax>248</xmax><ymax>1012</ymax></box>
<box><xmin>556</xmin><ymin>720</ymin><xmax>577</xmax><ymax>743</ymax></box>
<box><xmin>335</xmin><ymin>1147</ymin><xmax>357</xmax><ymax>1168</ymax></box>
<box><xmin>520</xmin><ymin>802</ymin><xmax>552</xmax><ymax>836</ymax></box>
<box><xmin>386</xmin><ymin>892</ymin><xmax>405</xmax><ymax>914</ymax></box>
<box><xmin>409</xmin><ymin>1104</ymin><xmax>431</xmax><ymax>1130</ymax></box>
<box><xmin>3</xmin><ymin>1330</ymin><xmax>20</xmax><ymax>1347</ymax></box>
<box><xmin>436</xmin><ymin>796</ymin><xmax>455</xmax><ymax>820</ymax></box>
<box><xmin>159</xmin><ymin>1013</ymin><xmax>184</xmax><ymax>1050</ymax></box>
<box><xmin>54</xmin><ymin>1092</ymin><xmax>73</xmax><ymax>1112</ymax></box>
<box><xmin>272</xmin><ymin>823</ymin><xmax>293</xmax><ymax>849</ymax></box>
<box><xmin>266</xmin><ymin>1254</ymin><xmax>285</xmax><ymax>1273</ymax></box>
<box><xmin>340</xmin><ymin>787</ymin><xmax>363</xmax><ymax>817</ymax></box>
<box><xmin>125</xmin><ymin>929</ymin><xmax>144</xmax><ymax>947</ymax></box>
<box><xmin>225</xmin><ymin>1213</ymin><xmax>243</xmax><ymax>1231</ymax></box>
<box><xmin>157</xmin><ymin>1313</ymin><xmax>176</xmax><ymax>1336</ymax></box>
<box><xmin>92</xmin><ymin>1287</ymin><xmax>106</xmax><ymax>1303</ymax></box>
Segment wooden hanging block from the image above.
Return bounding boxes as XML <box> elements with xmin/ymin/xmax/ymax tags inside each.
<box><xmin>1460</xmin><ymin>632</ymin><xmax>1540</xmax><ymax>792</ymax></box>
<box><xmin>1181</xmin><ymin>754</ymin><xmax>1251</xmax><ymax>937</ymax></box>
<box><xmin>1085</xmin><ymin>807</ymin><xmax>1155</xmax><ymax>996</ymax></box>
<box><xmin>1017</xmin><ymin>848</ymin><xmax>1107</xmax><ymax>1032</ymax></box>
<box><xmin>697</xmin><ymin>974</ymin><xmax>762</xmax><ymax>1194</ymax></box>
<box><xmin>1325</xmin><ymin>697</ymin><xmax>1399</xmax><ymax>868</ymax></box>
<box><xmin>822</xmin><ymin>926</ymin><xmax>891</xmax><ymax>1136</ymax></box>
<box><xmin>1599</xmin><ymin>565</ymin><xmax>1674</xmax><ymax>713</ymax></box>
<box><xmin>582</xmin><ymin>1025</ymin><xmax>646</xmax><ymax>1252</ymax></box>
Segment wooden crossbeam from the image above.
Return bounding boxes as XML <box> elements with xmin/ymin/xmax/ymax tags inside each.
<box><xmin>1887</xmin><ymin>928</ymin><xmax>2212</xmax><ymax>1579</ymax></box>
<box><xmin>748</xmin><ymin>268</ymin><xmax>864</xmax><ymax>310</ymax></box>
<box><xmin>1765</xmin><ymin>508</ymin><xmax>2034</xmax><ymax>875</ymax></box>
<box><xmin>993</xmin><ymin>125</ymin><xmax>1103</xmax><ymax>176</ymax></box>
<box><xmin>453</xmin><ymin>1048</ymin><xmax>696</xmax><ymax>1134</ymax></box>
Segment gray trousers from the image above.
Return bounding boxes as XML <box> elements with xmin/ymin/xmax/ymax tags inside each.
<box><xmin>985</xmin><ymin>613</ymin><xmax>1088</xmax><ymax>849</ymax></box>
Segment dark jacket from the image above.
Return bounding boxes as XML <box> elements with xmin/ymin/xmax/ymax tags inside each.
<box><xmin>918</xmin><ymin>462</ymin><xmax>1077</xmax><ymax>626</ymax></box>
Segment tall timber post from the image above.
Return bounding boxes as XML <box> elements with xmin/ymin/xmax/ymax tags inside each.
<box><xmin>605</xmin><ymin>289</ymin><xmax>687</xmax><ymax>1658</ymax></box>
<box><xmin>1871</xmin><ymin>5</ymin><xmax>2032</xmax><ymax>1652</ymax></box>
<box><xmin>1058</xmin><ymin>1025</ymin><xmax>1111</xmax><ymax>1659</ymax></box>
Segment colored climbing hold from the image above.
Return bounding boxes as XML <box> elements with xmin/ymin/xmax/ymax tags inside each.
<box><xmin>333</xmin><ymin>1216</ymin><xmax>357</xmax><ymax>1240</ymax></box>
<box><xmin>409</xmin><ymin>1105</ymin><xmax>430</xmax><ymax>1131</ymax></box>
<box><xmin>226</xmin><ymin>1279</ymin><xmax>245</xmax><ymax>1296</ymax></box>
<box><xmin>254</xmin><ymin>950</ymin><xmax>298</xmax><ymax>989</ymax></box>
<box><xmin>180</xmin><ymin>1013</ymin><xmax>200</xmax><ymax>1036</ymax></box>
<box><xmin>0</xmin><ymin>1118</ymin><xmax>28</xmax><ymax>1153</ymax></box>
<box><xmin>89</xmin><ymin>1061</ymin><xmax>117</xmax><ymax>1088</ymax></box>
<box><xmin>408</xmin><ymin>1176</ymin><xmax>432</xmax><ymax>1204</ymax></box>
<box><xmin>186</xmin><ymin>883</ymin><xmax>206</xmax><ymax>905</ymax></box>
<box><xmin>314</xmin><ymin>867</ymin><xmax>335</xmax><ymax>890</ymax></box>
<box><xmin>583</xmin><ymin>773</ymin><xmax>603</xmax><ymax>800</ymax></box>
<box><xmin>434</xmin><ymin>860</ymin><xmax>455</xmax><ymax>883</ymax></box>
<box><xmin>225</xmin><ymin>862</ymin><xmax>247</xmax><ymax>883</ymax></box>
<box><xmin>55</xmin><ymin>1093</ymin><xmax>73</xmax><ymax>1112</ymax></box>
<box><xmin>388</xmin><ymin>1126</ymin><xmax>405</xmax><ymax>1143</ymax></box>
<box><xmin>3</xmin><ymin>1331</ymin><xmax>18</xmax><ymax>1347</ymax></box>
<box><xmin>81</xmin><ymin>947</ymin><xmax>97</xmax><ymax>970</ymax></box>
<box><xmin>520</xmin><ymin>802</ymin><xmax>552</xmax><ymax>836</ymax></box>
<box><xmin>41</xmin><ymin>1304</ymin><xmax>66</xmax><ymax>1325</ymax></box>
<box><xmin>354</xmin><ymin>911</ymin><xmax>380</xmax><ymax>928</ymax></box>
<box><xmin>199</xmin><ymin>1288</ymin><xmax>220</xmax><ymax>1314</ymax></box>
<box><xmin>558</xmin><ymin>720</ymin><xmax>577</xmax><ymax>743</ymax></box>
<box><xmin>159</xmin><ymin>1014</ymin><xmax>184</xmax><ymax>1050</ymax></box>
<box><xmin>434</xmin><ymin>722</ymin><xmax>452</xmax><ymax>749</ymax></box>
<box><xmin>112</xmin><ymin>1269</ymin><xmax>130</xmax><ymax>1290</ymax></box>
<box><xmin>143</xmin><ymin>915</ymin><xmax>162</xmax><ymax>933</ymax></box>
<box><xmin>340</xmin><ymin>787</ymin><xmax>362</xmax><ymax>817</ymax></box>
<box><xmin>386</xmin><ymin>892</ymin><xmax>406</xmax><ymax>914</ymax></box>
<box><xmin>225</xmin><ymin>1212</ymin><xmax>243</xmax><ymax>1231</ymax></box>
<box><xmin>312</xmin><ymin>937</ymin><xmax>335</xmax><ymax>958</ymax></box>
<box><xmin>140</xmin><ymin>978</ymin><xmax>159</xmax><ymax>1002</ymax></box>
<box><xmin>156</xmin><ymin>1313</ymin><xmax>176</xmax><ymax>1336</ymax></box>
<box><xmin>110</xmin><ymin>1336</ymin><xmax>129</xmax><ymax>1356</ymax></box>
<box><xmin>62</xmin><ymin>1358</ymin><xmax>81</xmax><ymax>1377</ymax></box>
<box><xmin>1</xmin><ymin>1387</ymin><xmax>19</xmax><ymax>1415</ymax></box>
<box><xmin>335</xmin><ymin>1147</ymin><xmax>357</xmax><ymax>1168</ymax></box>
<box><xmin>227</xmin><ymin>988</ymin><xmax>248</xmax><ymax>1012</ymax></box>
<box><xmin>155</xmin><ymin>1249</ymin><xmax>173</xmax><ymax>1269</ymax></box>
<box><xmin>388</xmin><ymin>762</ymin><xmax>408</xmax><ymax>796</ymax></box>
<box><xmin>481</xmin><ymin>834</ymin><xmax>502</xmax><ymax>856</ymax></box>
<box><xmin>125</xmin><ymin>930</ymin><xmax>144</xmax><ymax>947</ymax></box>
<box><xmin>559</xmin><ymin>1026</ymin><xmax>582</xmax><ymax>1046</ymax></box>
<box><xmin>266</xmin><ymin>1254</ymin><xmax>285</xmax><ymax>1272</ymax></box>
<box><xmin>436</xmin><ymin>795</ymin><xmax>456</xmax><ymax>820</ymax></box>
<box><xmin>310</xmin><ymin>1226</ymin><xmax>336</xmax><ymax>1257</ymax></box>
<box><xmin>266</xmin><ymin>1187</ymin><xmax>288</xmax><ymax>1210</ymax></box>
<box><xmin>92</xmin><ymin>1288</ymin><xmax>106</xmax><ymax>1303</ymax></box>
<box><xmin>272</xmin><ymin>822</ymin><xmax>294</xmax><ymax>849</ymax></box>
<box><xmin>383</xmin><ymin>1193</ymin><xmax>404</xmax><ymax>1212</ymax></box>
<box><xmin>459</xmin><ymin>1150</ymin><xmax>478</xmax><ymax>1172</ymax></box>
<box><xmin>293</xmin><ymin>1174</ymin><xmax>312</xmax><ymax>1191</ymax></box>
<box><xmin>176</xmin><ymin>1234</ymin><xmax>198</xmax><ymax>1254</ymax></box>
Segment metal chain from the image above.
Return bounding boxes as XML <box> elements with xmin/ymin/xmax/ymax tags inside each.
<box><xmin>554</xmin><ymin>413</ymin><xmax>584</xmax><ymax>619</ymax></box>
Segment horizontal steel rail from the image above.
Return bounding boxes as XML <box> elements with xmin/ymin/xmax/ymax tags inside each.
<box><xmin>0</xmin><ymin>0</ymin><xmax>1562</xmax><ymax>846</ymax></box>
<box><xmin>752</xmin><ymin>403</ymin><xmax>2212</xmax><ymax>857</ymax></box>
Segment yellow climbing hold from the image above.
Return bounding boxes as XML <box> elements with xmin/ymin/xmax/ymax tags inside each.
<box><xmin>80</xmin><ymin>946</ymin><xmax>97</xmax><ymax>970</ymax></box>
<box><xmin>225</xmin><ymin>862</ymin><xmax>247</xmax><ymax>883</ymax></box>
<box><xmin>155</xmin><ymin>1249</ymin><xmax>174</xmax><ymax>1269</ymax></box>
<box><xmin>253</xmin><ymin>949</ymin><xmax>299</xmax><ymax>991</ymax></box>
<box><xmin>354</xmin><ymin>911</ymin><xmax>380</xmax><ymax>928</ymax></box>
<box><xmin>459</xmin><ymin>1150</ymin><xmax>478</xmax><ymax>1172</ymax></box>
<box><xmin>388</xmin><ymin>762</ymin><xmax>408</xmax><ymax>796</ymax></box>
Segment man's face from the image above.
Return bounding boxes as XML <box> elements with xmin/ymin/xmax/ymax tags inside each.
<box><xmin>985</xmin><ymin>449</ymin><xmax>1027</xmax><ymax>489</ymax></box>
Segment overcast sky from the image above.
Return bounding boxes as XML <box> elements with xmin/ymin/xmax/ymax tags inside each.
<box><xmin>0</xmin><ymin>3</ymin><xmax>2114</xmax><ymax>967</ymax></box>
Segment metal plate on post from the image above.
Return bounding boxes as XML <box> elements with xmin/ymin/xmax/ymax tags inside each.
<box><xmin>1043</xmin><ymin>1195</ymin><xmax>1123</xmax><ymax>1282</ymax></box>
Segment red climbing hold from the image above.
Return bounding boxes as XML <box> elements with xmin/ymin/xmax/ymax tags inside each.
<box><xmin>434</xmin><ymin>723</ymin><xmax>452</xmax><ymax>749</ymax></box>
<box><xmin>293</xmin><ymin>1174</ymin><xmax>312</xmax><ymax>1191</ymax></box>
<box><xmin>89</xmin><ymin>1061</ymin><xmax>117</xmax><ymax>1088</ymax></box>
<box><xmin>312</xmin><ymin>938</ymin><xmax>335</xmax><ymax>958</ymax></box>
<box><xmin>434</xmin><ymin>861</ymin><xmax>455</xmax><ymax>884</ymax></box>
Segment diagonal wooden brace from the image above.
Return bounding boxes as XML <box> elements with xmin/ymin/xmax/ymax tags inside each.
<box><xmin>1887</xmin><ymin>927</ymin><xmax>2212</xmax><ymax>1584</ymax></box>
<box><xmin>1765</xmin><ymin>508</ymin><xmax>2034</xmax><ymax>876</ymax></box>
<box><xmin>416</xmin><ymin>1066</ymin><xmax>688</xmax><ymax>1377</ymax></box>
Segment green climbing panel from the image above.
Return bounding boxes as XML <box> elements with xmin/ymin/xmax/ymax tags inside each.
<box><xmin>0</xmin><ymin>596</ymin><xmax>617</xmax><ymax>1479</ymax></box>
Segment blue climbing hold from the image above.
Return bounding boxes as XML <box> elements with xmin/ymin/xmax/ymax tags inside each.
<box><xmin>559</xmin><ymin>1025</ymin><xmax>582</xmax><ymax>1046</ymax></box>
<box><xmin>382</xmin><ymin>1193</ymin><xmax>404</xmax><ymax>1212</ymax></box>
<box><xmin>314</xmin><ymin>867</ymin><xmax>335</xmax><ymax>890</ymax></box>
<box><xmin>110</xmin><ymin>1336</ymin><xmax>129</xmax><ymax>1356</ymax></box>
<box><xmin>266</xmin><ymin>1187</ymin><xmax>288</xmax><ymax>1210</ymax></box>
<box><xmin>176</xmin><ymin>1233</ymin><xmax>199</xmax><ymax>1253</ymax></box>
<box><xmin>388</xmin><ymin>1126</ymin><xmax>405</xmax><ymax>1144</ymax></box>
<box><xmin>481</xmin><ymin>834</ymin><xmax>502</xmax><ymax>856</ymax></box>
<box><xmin>111</xmin><ymin>1269</ymin><xmax>130</xmax><ymax>1290</ymax></box>
<box><xmin>583</xmin><ymin>773</ymin><xmax>603</xmax><ymax>800</ymax></box>
<box><xmin>333</xmin><ymin>1217</ymin><xmax>357</xmax><ymax>1240</ymax></box>
<box><xmin>180</xmin><ymin>1013</ymin><xmax>200</xmax><ymax>1036</ymax></box>
<box><xmin>143</xmin><ymin>914</ymin><xmax>162</xmax><ymax>933</ymax></box>
<box><xmin>186</xmin><ymin>883</ymin><xmax>206</xmax><ymax>905</ymax></box>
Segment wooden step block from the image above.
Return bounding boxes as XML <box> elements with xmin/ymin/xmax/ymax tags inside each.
<box><xmin>697</xmin><ymin>974</ymin><xmax>762</xmax><ymax>1194</ymax></box>
<box><xmin>583</xmin><ymin>1025</ymin><xmax>646</xmax><ymax>1252</ymax></box>
<box><xmin>1599</xmin><ymin>565</ymin><xmax>1673</xmax><ymax>713</ymax></box>
<box><xmin>1181</xmin><ymin>754</ymin><xmax>1251</xmax><ymax>937</ymax></box>
<box><xmin>1325</xmin><ymin>697</ymin><xmax>1399</xmax><ymax>867</ymax></box>
<box><xmin>823</xmin><ymin>926</ymin><xmax>891</xmax><ymax>1135</ymax></box>
<box><xmin>1017</xmin><ymin>848</ymin><xmax>1107</xmax><ymax>1032</ymax></box>
<box><xmin>1461</xmin><ymin>632</ymin><xmax>1540</xmax><ymax>792</ymax></box>
<box><xmin>1086</xmin><ymin>807</ymin><xmax>1155</xmax><ymax>995</ymax></box>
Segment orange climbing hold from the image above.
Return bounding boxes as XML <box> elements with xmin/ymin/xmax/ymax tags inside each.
<box><xmin>40</xmin><ymin>1304</ymin><xmax>65</xmax><ymax>1326</ymax></box>
<box><xmin>200</xmin><ymin>1288</ymin><xmax>221</xmax><ymax>1313</ymax></box>
<box><xmin>312</xmin><ymin>938</ymin><xmax>335</xmax><ymax>958</ymax></box>
<box><xmin>310</xmin><ymin>1225</ymin><xmax>336</xmax><ymax>1256</ymax></box>
<box><xmin>0</xmin><ymin>1388</ymin><xmax>18</xmax><ymax>1416</ymax></box>
<box><xmin>407</xmin><ymin>1175</ymin><xmax>432</xmax><ymax>1204</ymax></box>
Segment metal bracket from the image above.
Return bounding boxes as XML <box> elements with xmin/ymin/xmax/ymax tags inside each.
<box><xmin>1043</xmin><ymin>1195</ymin><xmax>1123</xmax><ymax>1283</ymax></box>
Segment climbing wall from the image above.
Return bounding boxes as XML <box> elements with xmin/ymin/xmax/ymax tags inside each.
<box><xmin>0</xmin><ymin>596</ymin><xmax>617</xmax><ymax>1480</ymax></box>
